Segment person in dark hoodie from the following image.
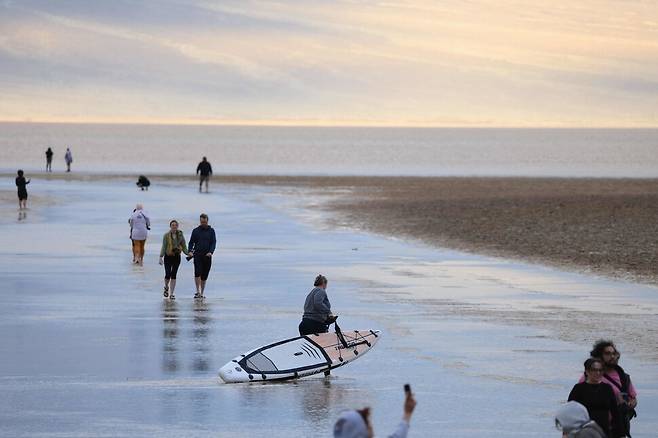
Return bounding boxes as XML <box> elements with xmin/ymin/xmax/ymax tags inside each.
<box><xmin>188</xmin><ymin>213</ymin><xmax>216</xmax><ymax>298</ymax></box>
<box><xmin>555</xmin><ymin>401</ymin><xmax>607</xmax><ymax>438</ymax></box>
<box><xmin>196</xmin><ymin>156</ymin><xmax>212</xmax><ymax>193</ymax></box>
<box><xmin>569</xmin><ymin>358</ymin><xmax>623</xmax><ymax>437</ymax></box>
<box><xmin>15</xmin><ymin>170</ymin><xmax>30</xmax><ymax>210</ymax></box>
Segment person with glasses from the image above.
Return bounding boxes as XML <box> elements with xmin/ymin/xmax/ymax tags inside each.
<box><xmin>568</xmin><ymin>358</ymin><xmax>623</xmax><ymax>437</ymax></box>
<box><xmin>586</xmin><ymin>340</ymin><xmax>638</xmax><ymax>437</ymax></box>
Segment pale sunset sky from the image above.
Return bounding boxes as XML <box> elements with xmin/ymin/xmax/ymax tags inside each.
<box><xmin>1</xmin><ymin>0</ymin><xmax>657</xmax><ymax>126</ymax></box>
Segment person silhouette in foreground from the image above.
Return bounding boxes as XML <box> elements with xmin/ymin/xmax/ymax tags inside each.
<box><xmin>334</xmin><ymin>386</ymin><xmax>417</xmax><ymax>438</ymax></box>
<box><xmin>555</xmin><ymin>401</ymin><xmax>607</xmax><ymax>438</ymax></box>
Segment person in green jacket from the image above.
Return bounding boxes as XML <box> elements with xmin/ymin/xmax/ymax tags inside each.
<box><xmin>159</xmin><ymin>220</ymin><xmax>189</xmax><ymax>300</ymax></box>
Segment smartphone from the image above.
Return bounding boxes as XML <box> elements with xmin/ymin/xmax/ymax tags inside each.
<box><xmin>404</xmin><ymin>384</ymin><xmax>411</xmax><ymax>394</ymax></box>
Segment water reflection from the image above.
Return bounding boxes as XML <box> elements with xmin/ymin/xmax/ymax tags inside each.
<box><xmin>161</xmin><ymin>300</ymin><xmax>179</xmax><ymax>374</ymax></box>
<box><xmin>298</xmin><ymin>379</ymin><xmax>347</xmax><ymax>422</ymax></box>
<box><xmin>191</xmin><ymin>300</ymin><xmax>212</xmax><ymax>372</ymax></box>
<box><xmin>17</xmin><ymin>210</ymin><xmax>26</xmax><ymax>221</ymax></box>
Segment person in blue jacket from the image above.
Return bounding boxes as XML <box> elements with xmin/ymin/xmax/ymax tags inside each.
<box><xmin>188</xmin><ymin>213</ymin><xmax>217</xmax><ymax>299</ymax></box>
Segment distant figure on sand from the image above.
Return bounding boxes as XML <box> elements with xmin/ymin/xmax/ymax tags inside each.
<box><xmin>299</xmin><ymin>274</ymin><xmax>337</xmax><ymax>336</ymax></box>
<box><xmin>64</xmin><ymin>148</ymin><xmax>73</xmax><ymax>172</ymax></box>
<box><xmin>188</xmin><ymin>213</ymin><xmax>216</xmax><ymax>298</ymax></box>
<box><xmin>45</xmin><ymin>147</ymin><xmax>53</xmax><ymax>172</ymax></box>
<box><xmin>159</xmin><ymin>220</ymin><xmax>189</xmax><ymax>300</ymax></box>
<box><xmin>136</xmin><ymin>175</ymin><xmax>151</xmax><ymax>191</ymax></box>
<box><xmin>15</xmin><ymin>170</ymin><xmax>30</xmax><ymax>210</ymax></box>
<box><xmin>196</xmin><ymin>156</ymin><xmax>212</xmax><ymax>193</ymax></box>
<box><xmin>128</xmin><ymin>204</ymin><xmax>150</xmax><ymax>265</ymax></box>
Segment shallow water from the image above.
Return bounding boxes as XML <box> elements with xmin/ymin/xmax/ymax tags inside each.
<box><xmin>3</xmin><ymin>123</ymin><xmax>658</xmax><ymax>177</ymax></box>
<box><xmin>0</xmin><ymin>179</ymin><xmax>657</xmax><ymax>437</ymax></box>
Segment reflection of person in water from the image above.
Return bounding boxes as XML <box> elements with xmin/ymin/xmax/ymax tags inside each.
<box><xmin>161</xmin><ymin>300</ymin><xmax>179</xmax><ymax>374</ymax></box>
<box><xmin>192</xmin><ymin>300</ymin><xmax>211</xmax><ymax>372</ymax></box>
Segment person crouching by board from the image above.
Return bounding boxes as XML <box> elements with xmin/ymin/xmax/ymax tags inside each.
<box><xmin>334</xmin><ymin>386</ymin><xmax>417</xmax><ymax>438</ymax></box>
<box><xmin>299</xmin><ymin>274</ymin><xmax>337</xmax><ymax>336</ymax></box>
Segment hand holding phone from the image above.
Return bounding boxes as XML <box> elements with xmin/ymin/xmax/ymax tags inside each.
<box><xmin>403</xmin><ymin>383</ymin><xmax>416</xmax><ymax>422</ymax></box>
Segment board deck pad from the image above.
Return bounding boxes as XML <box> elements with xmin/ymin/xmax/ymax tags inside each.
<box><xmin>219</xmin><ymin>329</ymin><xmax>380</xmax><ymax>383</ymax></box>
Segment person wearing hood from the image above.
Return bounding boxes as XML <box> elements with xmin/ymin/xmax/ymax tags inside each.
<box><xmin>333</xmin><ymin>388</ymin><xmax>417</xmax><ymax>438</ymax></box>
<box><xmin>188</xmin><ymin>213</ymin><xmax>216</xmax><ymax>298</ymax></box>
<box><xmin>555</xmin><ymin>401</ymin><xmax>607</xmax><ymax>438</ymax></box>
<box><xmin>128</xmin><ymin>204</ymin><xmax>150</xmax><ymax>265</ymax></box>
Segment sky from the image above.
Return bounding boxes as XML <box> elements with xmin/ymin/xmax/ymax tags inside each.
<box><xmin>1</xmin><ymin>0</ymin><xmax>657</xmax><ymax>127</ymax></box>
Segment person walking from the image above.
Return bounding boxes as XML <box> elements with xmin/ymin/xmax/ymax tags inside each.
<box><xmin>64</xmin><ymin>147</ymin><xmax>73</xmax><ymax>172</ymax></box>
<box><xmin>128</xmin><ymin>204</ymin><xmax>150</xmax><ymax>265</ymax></box>
<box><xmin>188</xmin><ymin>213</ymin><xmax>216</xmax><ymax>298</ymax></box>
<box><xmin>569</xmin><ymin>358</ymin><xmax>623</xmax><ymax>437</ymax></box>
<box><xmin>45</xmin><ymin>147</ymin><xmax>53</xmax><ymax>172</ymax></box>
<box><xmin>196</xmin><ymin>156</ymin><xmax>212</xmax><ymax>193</ymax></box>
<box><xmin>586</xmin><ymin>340</ymin><xmax>638</xmax><ymax>437</ymax></box>
<box><xmin>299</xmin><ymin>274</ymin><xmax>337</xmax><ymax>336</ymax></box>
<box><xmin>15</xmin><ymin>170</ymin><xmax>30</xmax><ymax>210</ymax></box>
<box><xmin>159</xmin><ymin>220</ymin><xmax>189</xmax><ymax>300</ymax></box>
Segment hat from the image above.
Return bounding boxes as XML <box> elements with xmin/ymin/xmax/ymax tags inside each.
<box><xmin>333</xmin><ymin>410</ymin><xmax>369</xmax><ymax>438</ymax></box>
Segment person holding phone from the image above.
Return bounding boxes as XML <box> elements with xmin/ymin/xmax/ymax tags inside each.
<box><xmin>333</xmin><ymin>384</ymin><xmax>417</xmax><ymax>438</ymax></box>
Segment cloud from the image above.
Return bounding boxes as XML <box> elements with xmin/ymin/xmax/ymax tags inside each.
<box><xmin>0</xmin><ymin>0</ymin><xmax>657</xmax><ymax>126</ymax></box>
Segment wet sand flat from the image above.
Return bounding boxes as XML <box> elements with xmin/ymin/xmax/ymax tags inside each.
<box><xmin>203</xmin><ymin>175</ymin><xmax>658</xmax><ymax>285</ymax></box>
<box><xmin>1</xmin><ymin>177</ymin><xmax>657</xmax><ymax>437</ymax></box>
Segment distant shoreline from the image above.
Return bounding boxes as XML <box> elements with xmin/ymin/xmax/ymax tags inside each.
<box><xmin>4</xmin><ymin>172</ymin><xmax>658</xmax><ymax>286</ymax></box>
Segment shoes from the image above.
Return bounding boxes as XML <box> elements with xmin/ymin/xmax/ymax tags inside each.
<box><xmin>193</xmin><ymin>292</ymin><xmax>202</xmax><ymax>299</ymax></box>
<box><xmin>170</xmin><ymin>295</ymin><xmax>175</xmax><ymax>300</ymax></box>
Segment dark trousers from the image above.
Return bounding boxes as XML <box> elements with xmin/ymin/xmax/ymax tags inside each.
<box><xmin>299</xmin><ymin>318</ymin><xmax>329</xmax><ymax>336</ymax></box>
<box><xmin>164</xmin><ymin>254</ymin><xmax>181</xmax><ymax>279</ymax></box>
<box><xmin>193</xmin><ymin>255</ymin><xmax>212</xmax><ymax>281</ymax></box>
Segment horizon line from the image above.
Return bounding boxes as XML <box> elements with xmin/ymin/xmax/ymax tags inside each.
<box><xmin>1</xmin><ymin>118</ymin><xmax>657</xmax><ymax>129</ymax></box>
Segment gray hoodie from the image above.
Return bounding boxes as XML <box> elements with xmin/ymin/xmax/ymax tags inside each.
<box><xmin>302</xmin><ymin>287</ymin><xmax>331</xmax><ymax>323</ymax></box>
<box><xmin>555</xmin><ymin>401</ymin><xmax>608</xmax><ymax>438</ymax></box>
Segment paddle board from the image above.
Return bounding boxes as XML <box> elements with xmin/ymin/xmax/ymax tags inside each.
<box><xmin>219</xmin><ymin>329</ymin><xmax>380</xmax><ymax>383</ymax></box>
